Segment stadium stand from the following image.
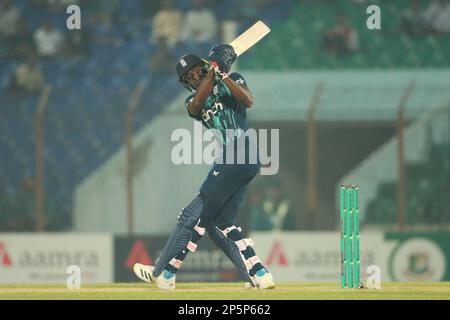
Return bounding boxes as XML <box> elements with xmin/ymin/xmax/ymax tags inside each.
<box><xmin>0</xmin><ymin>0</ymin><xmax>291</xmax><ymax>230</ymax></box>
<box><xmin>366</xmin><ymin>143</ymin><xmax>450</xmax><ymax>227</ymax></box>
<box><xmin>0</xmin><ymin>0</ymin><xmax>448</xmax><ymax>230</ymax></box>
<box><xmin>239</xmin><ymin>0</ymin><xmax>450</xmax><ymax>69</ymax></box>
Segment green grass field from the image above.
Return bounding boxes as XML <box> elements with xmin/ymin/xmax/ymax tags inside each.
<box><xmin>1</xmin><ymin>282</ymin><xmax>450</xmax><ymax>300</ymax></box>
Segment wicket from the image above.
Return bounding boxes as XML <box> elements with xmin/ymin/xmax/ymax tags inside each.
<box><xmin>340</xmin><ymin>184</ymin><xmax>360</xmax><ymax>289</ymax></box>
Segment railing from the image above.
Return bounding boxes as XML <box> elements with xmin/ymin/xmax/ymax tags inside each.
<box><xmin>34</xmin><ymin>85</ymin><xmax>52</xmax><ymax>232</ymax></box>
<box><xmin>125</xmin><ymin>81</ymin><xmax>146</xmax><ymax>235</ymax></box>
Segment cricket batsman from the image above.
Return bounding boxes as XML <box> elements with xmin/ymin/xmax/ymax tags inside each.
<box><xmin>133</xmin><ymin>44</ymin><xmax>275</xmax><ymax>290</ymax></box>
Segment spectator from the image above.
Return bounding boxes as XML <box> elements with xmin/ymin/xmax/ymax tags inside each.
<box><xmin>0</xmin><ymin>0</ymin><xmax>20</xmax><ymax>38</ymax></box>
<box><xmin>10</xmin><ymin>54</ymin><xmax>44</xmax><ymax>96</ymax></box>
<box><xmin>150</xmin><ymin>36</ymin><xmax>175</xmax><ymax>75</ymax></box>
<box><xmin>151</xmin><ymin>0</ymin><xmax>183</xmax><ymax>48</ymax></box>
<box><xmin>423</xmin><ymin>0</ymin><xmax>450</xmax><ymax>34</ymax></box>
<box><xmin>250</xmin><ymin>179</ymin><xmax>295</xmax><ymax>231</ymax></box>
<box><xmin>322</xmin><ymin>13</ymin><xmax>359</xmax><ymax>57</ymax></box>
<box><xmin>181</xmin><ymin>0</ymin><xmax>218</xmax><ymax>43</ymax></box>
<box><xmin>431</xmin><ymin>0</ymin><xmax>450</xmax><ymax>34</ymax></box>
<box><xmin>33</xmin><ymin>21</ymin><xmax>64</xmax><ymax>57</ymax></box>
<box><xmin>423</xmin><ymin>0</ymin><xmax>442</xmax><ymax>31</ymax></box>
<box><xmin>399</xmin><ymin>0</ymin><xmax>426</xmax><ymax>36</ymax></box>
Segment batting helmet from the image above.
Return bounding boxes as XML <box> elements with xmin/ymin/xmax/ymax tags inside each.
<box><xmin>176</xmin><ymin>54</ymin><xmax>209</xmax><ymax>92</ymax></box>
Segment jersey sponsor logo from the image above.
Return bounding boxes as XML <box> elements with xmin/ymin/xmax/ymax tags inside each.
<box><xmin>202</xmin><ymin>102</ymin><xmax>223</xmax><ymax>122</ymax></box>
<box><xmin>236</xmin><ymin>78</ymin><xmax>245</xmax><ymax>85</ymax></box>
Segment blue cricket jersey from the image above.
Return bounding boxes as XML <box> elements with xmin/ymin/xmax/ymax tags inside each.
<box><xmin>185</xmin><ymin>73</ymin><xmax>250</xmax><ymax>146</ymax></box>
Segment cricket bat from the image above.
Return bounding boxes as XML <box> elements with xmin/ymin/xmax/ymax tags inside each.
<box><xmin>229</xmin><ymin>20</ymin><xmax>271</xmax><ymax>57</ymax></box>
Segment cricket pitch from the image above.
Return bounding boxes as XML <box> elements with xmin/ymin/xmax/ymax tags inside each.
<box><xmin>1</xmin><ymin>282</ymin><xmax>450</xmax><ymax>300</ymax></box>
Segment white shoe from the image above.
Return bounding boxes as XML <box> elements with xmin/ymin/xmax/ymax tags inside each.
<box><xmin>133</xmin><ymin>263</ymin><xmax>176</xmax><ymax>290</ymax></box>
<box><xmin>252</xmin><ymin>269</ymin><xmax>276</xmax><ymax>289</ymax></box>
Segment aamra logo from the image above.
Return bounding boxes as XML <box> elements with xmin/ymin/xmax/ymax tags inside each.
<box><xmin>125</xmin><ymin>240</ymin><xmax>153</xmax><ymax>269</ymax></box>
<box><xmin>265</xmin><ymin>241</ymin><xmax>288</xmax><ymax>266</ymax></box>
<box><xmin>0</xmin><ymin>242</ymin><xmax>12</xmax><ymax>267</ymax></box>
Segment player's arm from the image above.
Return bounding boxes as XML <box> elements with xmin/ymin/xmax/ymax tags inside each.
<box><xmin>209</xmin><ymin>44</ymin><xmax>253</xmax><ymax>108</ymax></box>
<box><xmin>223</xmin><ymin>76</ymin><xmax>253</xmax><ymax>108</ymax></box>
<box><xmin>186</xmin><ymin>69</ymin><xmax>215</xmax><ymax>116</ymax></box>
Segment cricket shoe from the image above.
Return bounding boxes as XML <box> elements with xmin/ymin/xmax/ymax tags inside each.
<box><xmin>133</xmin><ymin>263</ymin><xmax>176</xmax><ymax>290</ymax></box>
<box><xmin>252</xmin><ymin>269</ymin><xmax>276</xmax><ymax>289</ymax></box>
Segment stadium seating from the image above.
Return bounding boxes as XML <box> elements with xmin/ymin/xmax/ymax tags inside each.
<box><xmin>239</xmin><ymin>1</ymin><xmax>450</xmax><ymax>70</ymax></box>
<box><xmin>0</xmin><ymin>0</ymin><xmax>292</xmax><ymax>231</ymax></box>
<box><xmin>366</xmin><ymin>143</ymin><xmax>450</xmax><ymax>227</ymax></box>
<box><xmin>0</xmin><ymin>4</ymin><xmax>168</xmax><ymax>230</ymax></box>
<box><xmin>1</xmin><ymin>0</ymin><xmax>449</xmax><ymax>231</ymax></box>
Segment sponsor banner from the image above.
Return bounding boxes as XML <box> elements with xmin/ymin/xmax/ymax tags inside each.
<box><xmin>114</xmin><ymin>236</ymin><xmax>243</xmax><ymax>282</ymax></box>
<box><xmin>0</xmin><ymin>233</ymin><xmax>113</xmax><ymax>284</ymax></box>
<box><xmin>251</xmin><ymin>231</ymin><xmax>388</xmax><ymax>283</ymax></box>
<box><xmin>251</xmin><ymin>231</ymin><xmax>450</xmax><ymax>282</ymax></box>
<box><xmin>386</xmin><ymin>232</ymin><xmax>450</xmax><ymax>282</ymax></box>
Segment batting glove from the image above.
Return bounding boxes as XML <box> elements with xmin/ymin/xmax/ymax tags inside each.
<box><xmin>208</xmin><ymin>44</ymin><xmax>237</xmax><ymax>76</ymax></box>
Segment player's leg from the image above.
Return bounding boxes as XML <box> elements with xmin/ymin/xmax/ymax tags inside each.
<box><xmin>133</xmin><ymin>171</ymin><xmax>244</xmax><ymax>289</ymax></box>
<box><xmin>194</xmin><ymin>157</ymin><xmax>258</xmax><ymax>225</ymax></box>
<box><xmin>152</xmin><ymin>191</ymin><xmax>224</xmax><ymax>277</ymax></box>
<box><xmin>207</xmin><ymin>225</ymin><xmax>275</xmax><ymax>289</ymax></box>
<box><xmin>207</xmin><ymin>184</ymin><xmax>275</xmax><ymax>289</ymax></box>
<box><xmin>133</xmin><ymin>194</ymin><xmax>206</xmax><ymax>289</ymax></box>
<box><xmin>134</xmin><ymin>149</ymin><xmax>260</xmax><ymax>289</ymax></box>
<box><xmin>149</xmin><ymin>161</ymin><xmax>257</xmax><ymax>279</ymax></box>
